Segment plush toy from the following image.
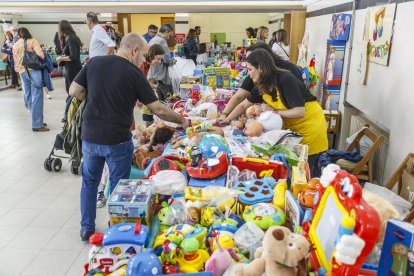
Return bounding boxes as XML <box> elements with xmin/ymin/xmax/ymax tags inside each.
<box><xmin>205</xmin><ymin>236</ymin><xmax>239</xmax><ymax>276</ymax></box>
<box><xmin>233</xmin><ymin>226</ymin><xmax>310</xmax><ymax>276</ymax></box>
<box><xmin>244</xmin><ymin>120</ymin><xmax>263</xmax><ymax>137</ymax></box>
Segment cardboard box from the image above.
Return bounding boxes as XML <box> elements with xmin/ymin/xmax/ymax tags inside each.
<box><xmin>400</xmin><ymin>169</ymin><xmax>414</xmax><ymax>204</ymax></box>
<box><xmin>378</xmin><ymin>219</ymin><xmax>414</xmax><ymax>276</ymax></box>
<box><xmin>291</xmin><ymin>165</ymin><xmax>308</xmax><ymax>198</ymax></box>
<box><xmin>107</xmin><ymin>179</ymin><xmax>154</xmax><ymax>227</ymax></box>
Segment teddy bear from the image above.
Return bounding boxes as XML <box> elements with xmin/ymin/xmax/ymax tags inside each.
<box><xmin>232</xmin><ymin>226</ymin><xmax>310</xmax><ymax>276</ymax></box>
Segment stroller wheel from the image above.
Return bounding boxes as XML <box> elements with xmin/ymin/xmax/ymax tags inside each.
<box><xmin>51</xmin><ymin>158</ymin><xmax>62</xmax><ymax>172</ymax></box>
<box><xmin>44</xmin><ymin>158</ymin><xmax>52</xmax><ymax>172</ymax></box>
<box><xmin>71</xmin><ymin>163</ymin><xmax>79</xmax><ymax>175</ymax></box>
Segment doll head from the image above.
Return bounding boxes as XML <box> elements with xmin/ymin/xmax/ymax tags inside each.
<box><xmin>246</xmin><ymin>105</ymin><xmax>260</xmax><ymax>119</ymax></box>
<box><xmin>150</xmin><ymin>127</ymin><xmax>175</xmax><ymax>147</ymax></box>
<box><xmin>244</xmin><ymin>120</ymin><xmax>263</xmax><ymax>137</ymax></box>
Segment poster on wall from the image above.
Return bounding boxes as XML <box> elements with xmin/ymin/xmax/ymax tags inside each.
<box><xmin>321</xmin><ymin>86</ymin><xmax>341</xmax><ymax>111</ymax></box>
<box><xmin>323</xmin><ymin>40</ymin><xmax>346</xmax><ymax>88</ymax></box>
<box><xmin>366</xmin><ymin>3</ymin><xmax>396</xmax><ymax>66</ymax></box>
<box><xmin>174</xmin><ymin>33</ymin><xmax>186</xmax><ymax>44</ymax></box>
<box><xmin>329</xmin><ymin>13</ymin><xmax>352</xmax><ymax>41</ymax></box>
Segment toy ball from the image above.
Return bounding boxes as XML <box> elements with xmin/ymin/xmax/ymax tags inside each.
<box><xmin>197</xmin><ymin>134</ymin><xmax>230</xmax><ymax>158</ymax></box>
<box><xmin>126</xmin><ymin>248</ymin><xmax>162</xmax><ymax>276</ymax></box>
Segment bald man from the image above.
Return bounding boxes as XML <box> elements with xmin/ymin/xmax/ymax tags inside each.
<box><xmin>70</xmin><ymin>33</ymin><xmax>188</xmax><ymax>241</ymax></box>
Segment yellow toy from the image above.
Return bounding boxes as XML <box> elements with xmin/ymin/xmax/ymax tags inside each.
<box><xmin>210</xmin><ymin>234</ymin><xmax>235</xmax><ymax>252</ymax></box>
<box><xmin>291</xmin><ymin>163</ymin><xmax>308</xmax><ymax>197</ymax></box>
<box><xmin>176</xmin><ymin>238</ymin><xmax>210</xmax><ymax>273</ymax></box>
<box><xmin>273</xmin><ymin>180</ymin><xmax>287</xmax><ymax>210</ymax></box>
<box><xmin>153</xmin><ymin>224</ymin><xmax>194</xmax><ymax>253</ymax></box>
<box><xmin>200</xmin><ymin>207</ymin><xmax>216</xmax><ymax>227</ymax></box>
<box><xmin>184</xmin><ymin>187</ymin><xmax>242</xmax><ymax>213</ymax></box>
<box><xmin>107</xmin><ymin>265</ymin><xmax>126</xmax><ymax>276</ymax></box>
<box><xmin>184</xmin><ymin>227</ymin><xmax>208</xmax><ymax>249</ymax></box>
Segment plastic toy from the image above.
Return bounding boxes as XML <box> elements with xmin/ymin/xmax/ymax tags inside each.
<box><xmin>197</xmin><ymin>134</ymin><xmax>230</xmax><ymax>158</ymax></box>
<box><xmin>176</xmin><ymin>238</ymin><xmax>210</xmax><ymax>273</ymax></box>
<box><xmin>107</xmin><ymin>180</ymin><xmax>153</xmax><ymax>227</ymax></box>
<box><xmin>153</xmin><ymin>224</ymin><xmax>194</xmax><ymax>256</ymax></box>
<box><xmin>243</xmin><ymin>120</ymin><xmax>263</xmax><ymax>137</ymax></box>
<box><xmin>126</xmin><ymin>249</ymin><xmax>162</xmax><ymax>276</ymax></box>
<box><xmin>147</xmin><ymin>155</ymin><xmax>189</xmax><ymax>177</ymax></box>
<box><xmin>242</xmin><ymin>203</ymin><xmax>286</xmax><ymax>230</ymax></box>
<box><xmin>215</xmin><ymin>88</ymin><xmax>234</xmax><ymax>100</ymax></box>
<box><xmin>285</xmin><ymin>190</ymin><xmax>304</xmax><ymax>232</ymax></box>
<box><xmin>85</xmin><ymin>222</ymin><xmax>149</xmax><ymax>275</ymax></box>
<box><xmin>273</xmin><ymin>180</ymin><xmax>287</xmax><ymax>210</ymax></box>
<box><xmin>233</xmin><ymin>226</ymin><xmax>310</xmax><ymax>276</ymax></box>
<box><xmin>186</xmin><ymin>151</ymin><xmax>229</xmax><ymax>179</ymax></box>
<box><xmin>209</xmin><ymin>234</ymin><xmax>235</xmax><ymax>252</ymax></box>
<box><xmin>160</xmin><ymin>232</ymin><xmax>183</xmax><ymax>264</ymax></box>
<box><xmin>231</xmin><ymin>157</ymin><xmax>288</xmax><ymax>181</ymax></box>
<box><xmin>157</xmin><ymin>199</ymin><xmax>187</xmax><ymax>231</ymax></box>
<box><xmin>307</xmin><ymin>170</ymin><xmax>380</xmax><ymax>275</ymax></box>
<box><xmin>188</xmin><ymin>175</ymin><xmax>227</xmax><ymax>188</ymax></box>
<box><xmin>297</xmin><ymin>178</ymin><xmax>321</xmax><ymax>208</ymax></box>
<box><xmin>205</xmin><ymin>236</ymin><xmax>239</xmax><ymax>276</ymax></box>
<box><xmin>184</xmin><ymin>227</ymin><xmax>208</xmax><ymax>249</ymax></box>
<box><xmin>291</xmin><ymin>163</ymin><xmax>308</xmax><ymax>197</ymax></box>
<box><xmin>234</xmin><ymin>179</ymin><xmax>274</xmax><ymax>207</ymax></box>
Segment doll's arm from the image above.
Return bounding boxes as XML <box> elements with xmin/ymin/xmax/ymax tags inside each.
<box><xmin>254</xmin><ymin>246</ymin><xmax>263</xmax><ymax>258</ymax></box>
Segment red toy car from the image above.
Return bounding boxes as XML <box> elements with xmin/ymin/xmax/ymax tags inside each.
<box><xmin>186</xmin><ymin>151</ymin><xmax>228</xmax><ymax>179</ymax></box>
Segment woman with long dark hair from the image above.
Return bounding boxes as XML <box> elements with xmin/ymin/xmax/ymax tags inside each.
<box><xmin>184</xmin><ymin>28</ymin><xmax>198</xmax><ymax>64</ymax></box>
<box><xmin>140</xmin><ymin>44</ymin><xmax>164</xmax><ymax>77</ymax></box>
<box><xmin>1</xmin><ymin>31</ymin><xmax>20</xmax><ymax>89</ymax></box>
<box><xmin>272</xmin><ymin>29</ymin><xmax>290</xmax><ymax>60</ymax></box>
<box><xmin>12</xmin><ymin>27</ymin><xmax>48</xmax><ymax>131</ymax></box>
<box><xmin>245</xmin><ymin>27</ymin><xmax>256</xmax><ymax>39</ymax></box>
<box><xmin>220</xmin><ymin>49</ymin><xmax>328</xmax><ymax>176</ymax></box>
<box><xmin>56</xmin><ymin>20</ymin><xmax>83</xmax><ymax>122</ymax></box>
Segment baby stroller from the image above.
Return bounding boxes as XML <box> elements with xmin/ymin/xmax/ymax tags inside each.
<box><xmin>44</xmin><ymin>98</ymin><xmax>83</xmax><ymax>175</ymax></box>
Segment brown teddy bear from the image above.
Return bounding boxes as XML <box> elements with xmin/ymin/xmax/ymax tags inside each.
<box><xmin>233</xmin><ymin>226</ymin><xmax>310</xmax><ymax>276</ymax></box>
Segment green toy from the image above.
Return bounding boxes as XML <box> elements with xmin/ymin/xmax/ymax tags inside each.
<box><xmin>243</xmin><ymin>203</ymin><xmax>286</xmax><ymax>230</ymax></box>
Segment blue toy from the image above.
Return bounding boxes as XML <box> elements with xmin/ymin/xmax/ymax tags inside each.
<box><xmin>188</xmin><ymin>175</ymin><xmax>227</xmax><ymax>188</ymax></box>
<box><xmin>234</xmin><ymin>179</ymin><xmax>274</xmax><ymax>205</ymax></box>
<box><xmin>126</xmin><ymin>248</ymin><xmax>162</xmax><ymax>276</ymax></box>
<box><xmin>197</xmin><ymin>134</ymin><xmax>230</xmax><ymax>158</ymax></box>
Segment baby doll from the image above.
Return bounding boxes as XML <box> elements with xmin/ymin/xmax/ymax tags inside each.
<box><xmin>257</xmin><ymin>111</ymin><xmax>283</xmax><ymax>132</ymax></box>
<box><xmin>246</xmin><ymin>104</ymin><xmax>260</xmax><ymax>119</ymax></box>
<box><xmin>133</xmin><ymin>126</ymin><xmax>175</xmax><ymax>169</ymax></box>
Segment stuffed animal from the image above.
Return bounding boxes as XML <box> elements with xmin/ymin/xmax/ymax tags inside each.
<box><xmin>257</xmin><ymin>111</ymin><xmax>283</xmax><ymax>132</ymax></box>
<box><xmin>233</xmin><ymin>226</ymin><xmax>310</xmax><ymax>276</ymax></box>
<box><xmin>205</xmin><ymin>236</ymin><xmax>239</xmax><ymax>276</ymax></box>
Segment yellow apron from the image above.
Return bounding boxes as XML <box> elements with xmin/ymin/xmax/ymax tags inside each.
<box><xmin>263</xmin><ymin>92</ymin><xmax>328</xmax><ymax>155</ymax></box>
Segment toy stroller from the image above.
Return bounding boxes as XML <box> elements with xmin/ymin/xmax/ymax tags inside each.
<box><xmin>44</xmin><ymin>98</ymin><xmax>84</xmax><ymax>175</ymax></box>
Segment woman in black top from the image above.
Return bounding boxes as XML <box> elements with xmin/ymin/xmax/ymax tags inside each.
<box><xmin>56</xmin><ymin>20</ymin><xmax>83</xmax><ymax>122</ymax></box>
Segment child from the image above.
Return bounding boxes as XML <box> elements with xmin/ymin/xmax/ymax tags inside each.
<box><xmin>141</xmin><ymin>78</ymin><xmax>158</xmax><ymax>127</ymax></box>
<box><xmin>196</xmin><ymin>43</ymin><xmax>208</xmax><ymax>67</ymax></box>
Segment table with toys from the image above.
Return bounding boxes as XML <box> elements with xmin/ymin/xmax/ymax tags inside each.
<box><xmin>83</xmin><ymin>53</ymin><xmax>407</xmax><ymax>276</ymax></box>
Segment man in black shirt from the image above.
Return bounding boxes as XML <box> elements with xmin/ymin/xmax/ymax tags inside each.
<box><xmin>69</xmin><ymin>33</ymin><xmax>188</xmax><ymax>241</ymax></box>
<box><xmin>219</xmin><ymin>43</ymin><xmax>303</xmax><ymax>123</ymax></box>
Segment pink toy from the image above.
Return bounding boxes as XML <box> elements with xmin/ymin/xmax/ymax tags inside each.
<box><xmin>205</xmin><ymin>236</ymin><xmax>239</xmax><ymax>276</ymax></box>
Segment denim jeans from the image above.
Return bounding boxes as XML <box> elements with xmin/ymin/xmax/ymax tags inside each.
<box><xmin>20</xmin><ymin>70</ymin><xmax>44</xmax><ymax>128</ymax></box>
<box><xmin>80</xmin><ymin>140</ymin><xmax>133</xmax><ymax>232</ymax></box>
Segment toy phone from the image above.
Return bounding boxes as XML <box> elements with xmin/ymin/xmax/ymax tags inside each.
<box><xmin>308</xmin><ymin>170</ymin><xmax>380</xmax><ymax>275</ymax></box>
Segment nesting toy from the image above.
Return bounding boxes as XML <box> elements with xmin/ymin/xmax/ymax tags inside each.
<box><xmin>234</xmin><ymin>179</ymin><xmax>274</xmax><ymax>209</ymax></box>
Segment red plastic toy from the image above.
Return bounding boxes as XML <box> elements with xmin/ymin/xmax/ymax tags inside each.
<box><xmin>305</xmin><ymin>170</ymin><xmax>380</xmax><ymax>275</ymax></box>
<box><xmin>148</xmin><ymin>155</ymin><xmax>189</xmax><ymax>177</ymax></box>
<box><xmin>186</xmin><ymin>151</ymin><xmax>228</xmax><ymax>179</ymax></box>
<box><xmin>231</xmin><ymin>157</ymin><xmax>288</xmax><ymax>181</ymax></box>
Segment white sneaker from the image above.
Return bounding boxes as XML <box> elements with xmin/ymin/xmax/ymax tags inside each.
<box><xmin>97</xmin><ymin>190</ymin><xmax>106</xmax><ymax>208</ymax></box>
<box><xmin>47</xmin><ymin>94</ymin><xmax>52</xmax><ymax>99</ymax></box>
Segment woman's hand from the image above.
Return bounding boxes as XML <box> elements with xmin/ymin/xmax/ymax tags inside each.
<box><xmin>217</xmin><ymin>117</ymin><xmax>230</xmax><ymax>126</ymax></box>
<box><xmin>218</xmin><ymin>113</ymin><xmax>228</xmax><ymax>121</ymax></box>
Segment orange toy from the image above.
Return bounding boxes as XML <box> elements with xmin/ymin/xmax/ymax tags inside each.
<box><xmin>297</xmin><ymin>178</ymin><xmax>321</xmax><ymax>208</ymax></box>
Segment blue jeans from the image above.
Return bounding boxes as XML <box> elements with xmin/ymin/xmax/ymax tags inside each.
<box><xmin>20</xmin><ymin>70</ymin><xmax>44</xmax><ymax>128</ymax></box>
<box><xmin>80</xmin><ymin>140</ymin><xmax>133</xmax><ymax>231</ymax></box>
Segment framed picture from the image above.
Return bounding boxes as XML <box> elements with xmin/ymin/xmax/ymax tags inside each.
<box><xmin>329</xmin><ymin>13</ymin><xmax>352</xmax><ymax>41</ymax></box>
<box><xmin>321</xmin><ymin>86</ymin><xmax>341</xmax><ymax>111</ymax></box>
<box><xmin>366</xmin><ymin>3</ymin><xmax>396</xmax><ymax>66</ymax></box>
<box><xmin>323</xmin><ymin>40</ymin><xmax>346</xmax><ymax>88</ymax></box>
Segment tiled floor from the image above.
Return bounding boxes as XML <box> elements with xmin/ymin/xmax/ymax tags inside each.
<box><xmin>0</xmin><ymin>78</ymin><xmax>107</xmax><ymax>275</ymax></box>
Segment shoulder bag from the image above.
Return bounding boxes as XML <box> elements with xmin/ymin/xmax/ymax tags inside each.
<box><xmin>22</xmin><ymin>39</ymin><xmax>45</xmax><ymax>70</ymax></box>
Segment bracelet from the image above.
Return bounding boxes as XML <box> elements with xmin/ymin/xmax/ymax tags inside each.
<box><xmin>222</xmin><ymin>112</ymin><xmax>229</xmax><ymax>116</ymax></box>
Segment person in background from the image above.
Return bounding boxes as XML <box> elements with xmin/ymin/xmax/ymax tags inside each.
<box><xmin>103</xmin><ymin>21</ymin><xmax>117</xmax><ymax>43</ymax></box>
<box><xmin>53</xmin><ymin>32</ymin><xmax>63</xmax><ymax>76</ymax></box>
<box><xmin>194</xmin><ymin>26</ymin><xmax>201</xmax><ymax>47</ymax></box>
<box><xmin>196</xmin><ymin>43</ymin><xmax>208</xmax><ymax>67</ymax></box>
<box><xmin>268</xmin><ymin>31</ymin><xmax>277</xmax><ymax>49</ymax></box>
<box><xmin>69</xmin><ymin>33</ymin><xmax>188</xmax><ymax>241</ymax></box>
<box><xmin>219</xmin><ymin>49</ymin><xmax>328</xmax><ymax>176</ymax></box>
<box><xmin>256</xmin><ymin>26</ymin><xmax>269</xmax><ymax>44</ymax></box>
<box><xmin>139</xmin><ymin>43</ymin><xmax>164</xmax><ymax>77</ymax></box>
<box><xmin>184</xmin><ymin>28</ymin><xmax>198</xmax><ymax>64</ymax></box>
<box><xmin>56</xmin><ymin>20</ymin><xmax>83</xmax><ymax>123</ymax></box>
<box><xmin>13</xmin><ymin>27</ymin><xmax>48</xmax><ymax>132</ymax></box>
<box><xmin>272</xmin><ymin>29</ymin><xmax>290</xmax><ymax>61</ymax></box>
<box><xmin>141</xmin><ymin>78</ymin><xmax>159</xmax><ymax>127</ymax></box>
<box><xmin>40</xmin><ymin>44</ymin><xmax>53</xmax><ymax>99</ymax></box>
<box><xmin>143</xmin><ymin>24</ymin><xmax>158</xmax><ymax>43</ymax></box>
<box><xmin>1</xmin><ymin>31</ymin><xmax>20</xmax><ymax>89</ymax></box>
<box><xmin>85</xmin><ymin>12</ymin><xmax>115</xmax><ymax>61</ymax></box>
<box><xmin>245</xmin><ymin>27</ymin><xmax>256</xmax><ymax>39</ymax></box>
<box><xmin>11</xmin><ymin>26</ymin><xmax>22</xmax><ymax>90</ymax></box>
<box><xmin>149</xmin><ymin>23</ymin><xmax>176</xmax><ymax>101</ymax></box>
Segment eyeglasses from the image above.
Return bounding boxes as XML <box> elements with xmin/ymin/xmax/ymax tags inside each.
<box><xmin>149</xmin><ymin>31</ymin><xmax>157</xmax><ymax>34</ymax></box>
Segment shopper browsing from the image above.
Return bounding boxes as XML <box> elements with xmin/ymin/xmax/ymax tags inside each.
<box><xmin>143</xmin><ymin>24</ymin><xmax>158</xmax><ymax>43</ymax></box>
<box><xmin>69</xmin><ymin>33</ymin><xmax>188</xmax><ymax>241</ymax></box>
<box><xmin>219</xmin><ymin>49</ymin><xmax>328</xmax><ymax>176</ymax></box>
<box><xmin>148</xmin><ymin>24</ymin><xmax>176</xmax><ymax>101</ymax></box>
<box><xmin>272</xmin><ymin>29</ymin><xmax>290</xmax><ymax>60</ymax></box>
<box><xmin>85</xmin><ymin>12</ymin><xmax>115</xmax><ymax>61</ymax></box>
<box><xmin>256</xmin><ymin>26</ymin><xmax>269</xmax><ymax>44</ymax></box>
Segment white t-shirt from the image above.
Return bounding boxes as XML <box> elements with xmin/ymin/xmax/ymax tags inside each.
<box><xmin>89</xmin><ymin>24</ymin><xmax>116</xmax><ymax>58</ymax></box>
<box><xmin>272</xmin><ymin>42</ymin><xmax>290</xmax><ymax>60</ymax></box>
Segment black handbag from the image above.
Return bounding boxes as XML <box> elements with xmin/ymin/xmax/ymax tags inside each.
<box><xmin>22</xmin><ymin>39</ymin><xmax>45</xmax><ymax>70</ymax></box>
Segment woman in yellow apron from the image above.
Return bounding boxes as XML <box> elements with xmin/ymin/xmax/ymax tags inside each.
<box><xmin>222</xmin><ymin>49</ymin><xmax>328</xmax><ymax>176</ymax></box>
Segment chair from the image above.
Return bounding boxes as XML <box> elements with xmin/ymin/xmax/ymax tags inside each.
<box><xmin>385</xmin><ymin>153</ymin><xmax>414</xmax><ymax>223</ymax></box>
<box><xmin>336</xmin><ymin>126</ymin><xmax>384</xmax><ymax>182</ymax></box>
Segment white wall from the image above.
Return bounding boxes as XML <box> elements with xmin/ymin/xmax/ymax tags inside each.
<box><xmin>305</xmin><ymin>0</ymin><xmax>414</xmax><ymax>182</ymax></box>
<box><xmin>268</xmin><ymin>13</ymin><xmax>285</xmax><ymax>34</ymax></box>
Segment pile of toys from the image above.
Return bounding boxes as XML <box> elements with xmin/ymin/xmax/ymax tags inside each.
<box><xmin>83</xmin><ymin>124</ymin><xmax>386</xmax><ymax>276</ymax></box>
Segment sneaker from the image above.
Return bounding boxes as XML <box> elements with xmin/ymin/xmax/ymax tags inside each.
<box><xmin>32</xmin><ymin>127</ymin><xmax>50</xmax><ymax>132</ymax></box>
<box><xmin>97</xmin><ymin>190</ymin><xmax>106</xmax><ymax>208</ymax></box>
<box><xmin>47</xmin><ymin>94</ymin><xmax>52</xmax><ymax>99</ymax></box>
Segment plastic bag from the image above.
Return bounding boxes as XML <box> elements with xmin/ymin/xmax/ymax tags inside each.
<box><xmin>363</xmin><ymin>182</ymin><xmax>412</xmax><ymax>218</ymax></box>
<box><xmin>234</xmin><ymin>222</ymin><xmax>264</xmax><ymax>260</ymax></box>
<box><xmin>150</xmin><ymin>170</ymin><xmax>188</xmax><ymax>195</ymax></box>
<box><xmin>168</xmin><ymin>57</ymin><xmax>196</xmax><ymax>94</ymax></box>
